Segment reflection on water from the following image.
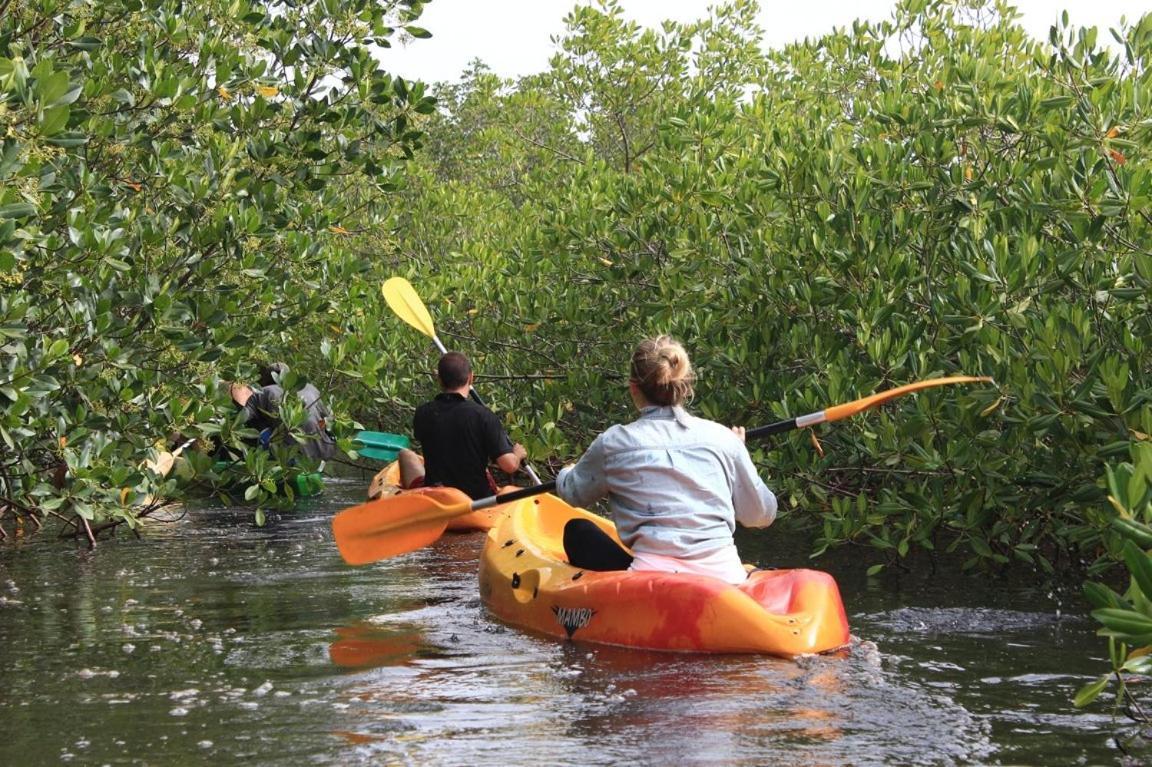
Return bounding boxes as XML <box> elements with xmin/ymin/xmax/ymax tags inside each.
<box><xmin>328</xmin><ymin>623</ymin><xmax>427</xmax><ymax>669</ymax></box>
<box><xmin>0</xmin><ymin>478</ymin><xmax>1146</xmax><ymax>765</ymax></box>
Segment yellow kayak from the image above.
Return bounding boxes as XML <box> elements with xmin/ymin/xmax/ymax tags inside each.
<box><xmin>479</xmin><ymin>493</ymin><xmax>851</xmax><ymax>656</ymax></box>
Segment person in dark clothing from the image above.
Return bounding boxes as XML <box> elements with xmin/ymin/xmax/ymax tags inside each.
<box><xmin>233</xmin><ymin>363</ymin><xmax>337</xmax><ymax>461</ymax></box>
<box><xmin>399</xmin><ymin>352</ymin><xmax>526</xmax><ymax>500</ymax></box>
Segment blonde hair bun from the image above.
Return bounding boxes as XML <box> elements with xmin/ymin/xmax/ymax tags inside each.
<box><xmin>631</xmin><ymin>335</ymin><xmax>695</xmax><ymax>406</ymax></box>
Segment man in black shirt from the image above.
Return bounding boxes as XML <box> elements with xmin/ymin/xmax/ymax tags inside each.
<box><xmin>399</xmin><ymin>352</ymin><xmax>527</xmax><ymax>499</ymax></box>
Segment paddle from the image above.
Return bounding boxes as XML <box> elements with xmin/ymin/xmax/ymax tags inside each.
<box><xmin>381</xmin><ymin>276</ymin><xmax>542</xmax><ymax>483</ymax></box>
<box><xmin>745</xmin><ymin>376</ymin><xmax>993</xmax><ymax>439</ymax></box>
<box><xmin>333</xmin><ymin>375</ymin><xmax>992</xmax><ymax>565</ymax></box>
<box><xmin>334</xmin><ymin>482</ymin><xmax>556</xmax><ymax>565</ymax></box>
<box><xmin>382</xmin><ymin>276</ymin><xmax>450</xmax><ymax>355</ymax></box>
<box><xmin>118</xmin><ymin>437</ymin><xmax>195</xmax><ymax>510</ymax></box>
<box><xmin>145</xmin><ymin>437</ymin><xmax>196</xmax><ymax>478</ymax></box>
<box><xmin>352</xmin><ymin>430</ymin><xmax>411</xmax><ymax>462</ymax></box>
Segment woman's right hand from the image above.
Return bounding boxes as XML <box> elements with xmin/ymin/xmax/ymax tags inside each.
<box><xmin>729</xmin><ymin>426</ymin><xmax>746</xmax><ymax>443</ymax></box>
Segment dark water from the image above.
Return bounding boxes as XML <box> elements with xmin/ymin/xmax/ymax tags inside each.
<box><xmin>0</xmin><ymin>479</ymin><xmax>1146</xmax><ymax>766</ymax></box>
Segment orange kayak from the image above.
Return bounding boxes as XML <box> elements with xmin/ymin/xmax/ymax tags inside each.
<box><xmin>479</xmin><ymin>493</ymin><xmax>851</xmax><ymax>656</ymax></box>
<box><xmin>367</xmin><ymin>459</ymin><xmax>502</xmax><ymax>532</ymax></box>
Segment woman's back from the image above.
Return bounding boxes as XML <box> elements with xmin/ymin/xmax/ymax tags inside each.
<box><xmin>558</xmin><ymin>405</ymin><xmax>776</xmax><ymax>560</ymax></box>
<box><xmin>556</xmin><ymin>335</ymin><xmax>776</xmax><ymax>583</ymax></box>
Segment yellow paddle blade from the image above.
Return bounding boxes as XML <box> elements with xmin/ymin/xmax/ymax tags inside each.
<box><xmin>144</xmin><ymin>437</ymin><xmax>195</xmax><ymax>478</ymax></box>
<box><xmin>332</xmin><ymin>487</ymin><xmax>473</xmax><ymax>565</ymax></box>
<box><xmin>822</xmin><ymin>376</ymin><xmax>994</xmax><ymax>423</ymax></box>
<box><xmin>146</xmin><ymin>451</ymin><xmax>176</xmax><ymax>477</ymax></box>
<box><xmin>382</xmin><ymin>277</ymin><xmax>437</xmax><ymax>340</ymax></box>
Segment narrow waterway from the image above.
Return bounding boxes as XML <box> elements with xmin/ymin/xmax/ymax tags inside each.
<box><xmin>0</xmin><ymin>479</ymin><xmax>1144</xmax><ymax>765</ymax></box>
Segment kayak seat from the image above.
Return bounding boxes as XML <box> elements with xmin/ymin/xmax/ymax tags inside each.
<box><xmin>520</xmin><ymin>497</ymin><xmax>625</xmax><ymax>563</ymax></box>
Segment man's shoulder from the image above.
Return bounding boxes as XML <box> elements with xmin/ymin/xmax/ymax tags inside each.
<box><xmin>415</xmin><ymin>393</ymin><xmax>490</xmax><ymax>418</ymax></box>
<box><xmin>455</xmin><ymin>399</ymin><xmax>501</xmax><ymax>429</ymax></box>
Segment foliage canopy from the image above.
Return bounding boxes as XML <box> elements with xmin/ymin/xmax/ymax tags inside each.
<box><xmin>382</xmin><ymin>0</ymin><xmax>1152</xmax><ymax>580</ymax></box>
<box><xmin>1</xmin><ymin>0</ymin><xmax>434</xmax><ymax>536</ymax></box>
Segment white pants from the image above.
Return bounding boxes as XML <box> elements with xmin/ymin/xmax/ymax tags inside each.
<box><xmin>629</xmin><ymin>545</ymin><xmax>748</xmax><ymax>584</ymax></box>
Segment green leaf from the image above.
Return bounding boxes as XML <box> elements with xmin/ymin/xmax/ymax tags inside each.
<box><xmin>404</xmin><ymin>26</ymin><xmax>432</xmax><ymax>39</ymax></box>
<box><xmin>37</xmin><ymin>71</ymin><xmax>81</xmax><ymax>107</ymax></box>
<box><xmin>0</xmin><ymin>203</ymin><xmax>36</xmax><ymax>220</ymax></box>
<box><xmin>39</xmin><ymin>105</ymin><xmax>71</xmax><ymax>136</ymax></box>
<box><xmin>1122</xmin><ymin>540</ymin><xmax>1152</xmax><ymax>600</ymax></box>
<box><xmin>866</xmin><ymin>564</ymin><xmax>885</xmax><ymax>576</ymax></box>
<box><xmin>1073</xmin><ymin>674</ymin><xmax>1111</xmax><ymax>708</ymax></box>
<box><xmin>1121</xmin><ymin>653</ymin><xmax>1152</xmax><ymax>674</ymax></box>
<box><xmin>969</xmin><ymin>537</ymin><xmax>994</xmax><ymax>557</ymax></box>
<box><xmin>1092</xmin><ymin>608</ymin><xmax>1152</xmax><ymax>637</ymax></box>
<box><xmin>1113</xmin><ymin>517</ymin><xmax>1152</xmax><ymax>548</ymax></box>
<box><xmin>67</xmin><ymin>37</ymin><xmax>103</xmax><ymax>52</ymax></box>
<box><xmin>255</xmin><ymin>507</ymin><xmax>266</xmax><ymax>526</ymax></box>
<box><xmin>244</xmin><ymin>484</ymin><xmax>259</xmax><ymax>501</ymax></box>
<box><xmin>44</xmin><ymin>132</ymin><xmax>88</xmax><ymax>148</ymax></box>
<box><xmin>1084</xmin><ymin>581</ymin><xmax>1128</xmax><ymax>610</ymax></box>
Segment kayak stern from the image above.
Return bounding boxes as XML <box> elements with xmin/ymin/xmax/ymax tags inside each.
<box><xmin>479</xmin><ymin>494</ymin><xmax>850</xmax><ymax>656</ymax></box>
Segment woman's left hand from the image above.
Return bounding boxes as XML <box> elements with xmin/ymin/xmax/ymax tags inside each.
<box><xmin>730</xmin><ymin>425</ymin><xmax>746</xmax><ymax>443</ymax></box>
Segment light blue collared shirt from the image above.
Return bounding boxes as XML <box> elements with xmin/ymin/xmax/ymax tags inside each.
<box><xmin>556</xmin><ymin>406</ymin><xmax>777</xmax><ymax>559</ymax></box>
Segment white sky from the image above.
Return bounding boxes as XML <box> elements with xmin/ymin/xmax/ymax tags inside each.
<box><xmin>381</xmin><ymin>0</ymin><xmax>1149</xmax><ymax>83</ymax></box>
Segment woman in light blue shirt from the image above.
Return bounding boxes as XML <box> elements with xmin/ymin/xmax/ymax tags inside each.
<box><xmin>556</xmin><ymin>336</ymin><xmax>777</xmax><ymax>584</ymax></box>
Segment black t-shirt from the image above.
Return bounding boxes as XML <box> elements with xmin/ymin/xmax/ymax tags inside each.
<box><xmin>413</xmin><ymin>392</ymin><xmax>514</xmax><ymax>500</ymax></box>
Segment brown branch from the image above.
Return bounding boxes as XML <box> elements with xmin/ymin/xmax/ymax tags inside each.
<box><xmin>0</xmin><ymin>495</ymin><xmax>36</xmax><ymax>513</ymax></box>
<box><xmin>81</xmin><ymin>516</ymin><xmax>96</xmax><ymax>548</ymax></box>
<box><xmin>445</xmin><ymin>328</ymin><xmax>563</xmax><ymax>367</ymax></box>
<box><xmin>508</xmin><ymin>125</ymin><xmax>584</xmax><ymax>165</ymax></box>
<box><xmin>615</xmin><ymin>112</ymin><xmax>632</xmax><ymax>173</ymax></box>
<box><xmin>476</xmin><ymin>373</ymin><xmax>571</xmax><ymax>382</ymax></box>
<box><xmin>822</xmin><ymin>465</ymin><xmax>955</xmax><ymax>478</ymax></box>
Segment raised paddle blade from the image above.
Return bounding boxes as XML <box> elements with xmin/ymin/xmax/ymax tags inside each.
<box><xmin>822</xmin><ymin>375</ymin><xmax>993</xmax><ymax>423</ymax></box>
<box><xmin>332</xmin><ymin>488</ymin><xmax>473</xmax><ymax>565</ymax></box>
<box><xmin>746</xmin><ymin>376</ymin><xmax>994</xmax><ymax>440</ymax></box>
<box><xmin>382</xmin><ymin>277</ymin><xmax>438</xmax><ymax>342</ymax></box>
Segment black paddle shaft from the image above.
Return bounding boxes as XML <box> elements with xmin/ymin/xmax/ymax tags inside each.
<box><xmin>745</xmin><ymin>418</ymin><xmax>801</xmax><ymax>441</ymax></box>
<box><xmin>494</xmin><ymin>481</ymin><xmax>556</xmax><ymax>504</ymax></box>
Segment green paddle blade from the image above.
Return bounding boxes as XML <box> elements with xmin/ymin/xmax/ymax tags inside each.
<box><xmin>352</xmin><ymin>431</ymin><xmax>410</xmax><ymax>462</ymax></box>
<box><xmin>357</xmin><ymin>445</ymin><xmax>404</xmax><ymax>461</ymax></box>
